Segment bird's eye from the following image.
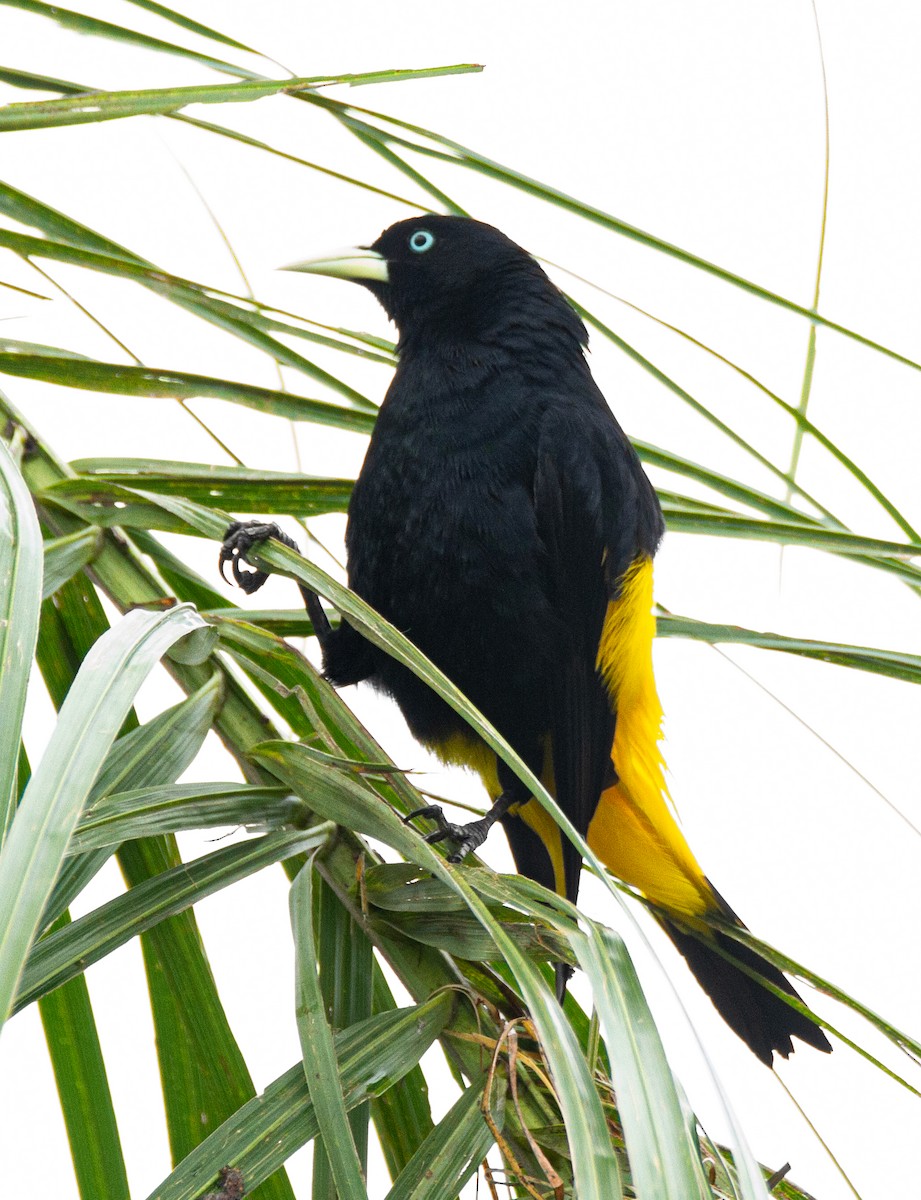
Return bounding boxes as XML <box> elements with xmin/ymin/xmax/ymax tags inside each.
<box><xmin>409</xmin><ymin>229</ymin><xmax>435</xmax><ymax>253</ymax></box>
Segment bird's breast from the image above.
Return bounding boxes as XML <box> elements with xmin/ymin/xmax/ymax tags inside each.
<box><xmin>344</xmin><ymin>377</ymin><xmax>561</xmax><ymax>724</ymax></box>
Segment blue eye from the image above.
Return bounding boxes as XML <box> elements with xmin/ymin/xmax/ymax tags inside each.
<box><xmin>409</xmin><ymin>229</ymin><xmax>435</xmax><ymax>253</ymax></box>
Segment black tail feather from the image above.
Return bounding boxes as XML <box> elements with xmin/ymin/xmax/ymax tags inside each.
<box><xmin>663</xmin><ymin>918</ymin><xmax>832</xmax><ymax>1066</ymax></box>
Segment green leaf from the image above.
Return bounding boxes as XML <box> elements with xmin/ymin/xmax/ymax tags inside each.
<box><xmin>0</xmin><ymin>66</ymin><xmax>483</xmax><ymax>131</ymax></box>
<box><xmin>290</xmin><ymin>864</ymin><xmax>370</xmax><ymax>1200</ymax></box>
<box><xmin>145</xmin><ymin>995</ymin><xmax>454</xmax><ymax>1200</ymax></box>
<box><xmin>657</xmin><ymin>615</ymin><xmax>921</xmax><ymax>685</ymax></box>
<box><xmin>662</xmin><ymin>507</ymin><xmax>921</xmax><ymax>560</ymax></box>
<box><xmin>70</xmin><ymin>459</ymin><xmax>354</xmax><ymax>514</ymax></box>
<box><xmin>71</xmin><ymin>782</ymin><xmax>302</xmax><ymax>852</ymax></box>
<box><xmin>42</xmin><ymin>527</ymin><xmax>102</xmax><ymax>598</ymax></box>
<box><xmin>0</xmin><ymin>435</ymin><xmax>43</xmax><ymax>839</ymax></box>
<box><xmin>117</xmin><ymin>0</ymin><xmax>276</xmax><ymax>58</ymax></box>
<box><xmin>211</xmin><ymin>614</ymin><xmax>332</xmax><ymax>740</ymax></box>
<box><xmin>382</xmin><ymin>1082</ymin><xmax>494</xmax><ymax>1200</ymax></box>
<box><xmin>15</xmin><ymin>827</ymin><xmax>330</xmax><ymax>1012</ymax></box>
<box><xmin>0</xmin><ymin>180</ymin><xmax>138</xmax><ymax>257</ymax></box>
<box><xmin>574</xmin><ymin>924</ymin><xmax>713</xmax><ymax>1200</ymax></box>
<box><xmin>46</xmin><ymin>673</ymin><xmax>225</xmax><ymax>927</ymax></box>
<box><xmin>368</xmin><ymin>965</ymin><xmax>435</xmax><ymax>1183</ymax></box>
<box><xmin>0</xmin><ymin>0</ymin><xmax>263</xmax><ymax>78</ymax></box>
<box><xmin>39</xmin><ymin>912</ymin><xmax>131</xmax><ymax>1200</ymax></box>
<box><xmin>0</xmin><ymin>603</ymin><xmax>207</xmax><ymax>1030</ymax></box>
<box><xmin>312</xmin><ymin>874</ymin><xmax>374</xmax><ymax>1198</ymax></box>
<box><xmin>0</xmin><ymin>352</ymin><xmax>376</xmax><ymax>431</ymax></box>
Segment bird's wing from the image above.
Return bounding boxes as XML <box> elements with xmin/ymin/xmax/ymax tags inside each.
<box><xmin>530</xmin><ymin>399</ymin><xmax>719</xmax><ymax>921</ymax></box>
<box><xmin>529</xmin><ymin>400</ymin><xmax>660</xmax><ymax>904</ymax></box>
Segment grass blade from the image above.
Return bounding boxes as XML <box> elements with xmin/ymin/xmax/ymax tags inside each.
<box><xmin>15</xmin><ymin>828</ymin><xmax>329</xmax><ymax>1012</ymax></box>
<box><xmin>0</xmin><ymin>352</ymin><xmax>376</xmax><ymax>431</ymax></box>
<box><xmin>39</xmin><ymin>913</ymin><xmax>131</xmax><ymax>1200</ymax></box>
<box><xmin>0</xmin><ymin>435</ymin><xmax>42</xmax><ymax>839</ymax></box>
<box><xmin>70</xmin><ymin>459</ymin><xmax>354</xmax><ymax>514</ymax></box>
<box><xmin>118</xmin><ymin>0</ymin><xmax>276</xmax><ymax>58</ymax></box>
<box><xmin>290</xmin><ymin>863</ymin><xmax>370</xmax><ymax>1200</ymax></box>
<box><xmin>382</xmin><ymin>1082</ymin><xmax>493</xmax><ymax>1200</ymax></box>
<box><xmin>657</xmin><ymin>615</ymin><xmax>921</xmax><ymax>685</ymax></box>
<box><xmin>0</xmin><ymin>66</ymin><xmax>483</xmax><ymax>131</ymax></box>
<box><xmin>71</xmin><ymin>782</ymin><xmax>301</xmax><ymax>851</ymax></box>
<box><xmin>146</xmin><ymin>995</ymin><xmax>453</xmax><ymax>1200</ymax></box>
<box><xmin>574</xmin><ymin>924</ymin><xmax>715</xmax><ymax>1200</ymax></box>
<box><xmin>0</xmin><ymin>603</ymin><xmax>208</xmax><ymax>1030</ymax></box>
<box><xmin>42</xmin><ymin>526</ymin><xmax>102</xmax><ymax>598</ymax></box>
<box><xmin>1</xmin><ymin>0</ymin><xmax>262</xmax><ymax>78</ymax></box>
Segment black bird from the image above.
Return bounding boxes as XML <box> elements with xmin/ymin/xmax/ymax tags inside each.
<box><xmin>221</xmin><ymin>215</ymin><xmax>831</xmax><ymax>1066</ymax></box>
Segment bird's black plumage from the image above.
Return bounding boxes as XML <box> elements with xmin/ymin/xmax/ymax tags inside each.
<box><xmin>221</xmin><ymin>215</ymin><xmax>830</xmax><ymax>1065</ymax></box>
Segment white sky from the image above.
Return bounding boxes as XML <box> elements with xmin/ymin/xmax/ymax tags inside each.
<box><xmin>1</xmin><ymin>2</ymin><xmax>920</xmax><ymax>1198</ymax></box>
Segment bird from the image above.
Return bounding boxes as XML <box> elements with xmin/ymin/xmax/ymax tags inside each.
<box><xmin>220</xmin><ymin>214</ymin><xmax>831</xmax><ymax>1066</ymax></box>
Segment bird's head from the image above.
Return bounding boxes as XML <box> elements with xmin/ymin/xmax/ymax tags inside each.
<box><xmin>283</xmin><ymin>215</ymin><xmax>586</xmax><ymax>352</ymax></box>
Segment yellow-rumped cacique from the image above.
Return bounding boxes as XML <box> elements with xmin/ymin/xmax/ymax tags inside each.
<box><xmin>220</xmin><ymin>214</ymin><xmax>831</xmax><ymax>1066</ymax></box>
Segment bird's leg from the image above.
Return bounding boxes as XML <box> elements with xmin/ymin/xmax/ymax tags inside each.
<box><xmin>218</xmin><ymin>520</ymin><xmax>333</xmax><ymax>655</ymax></box>
<box><xmin>405</xmin><ymin>761</ymin><xmax>532</xmax><ymax>864</ymax></box>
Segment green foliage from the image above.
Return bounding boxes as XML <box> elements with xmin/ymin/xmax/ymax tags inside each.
<box><xmin>1</xmin><ymin>7</ymin><xmax>917</xmax><ymax>1199</ymax></box>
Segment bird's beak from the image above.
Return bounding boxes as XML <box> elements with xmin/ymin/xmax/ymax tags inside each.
<box><xmin>280</xmin><ymin>245</ymin><xmax>389</xmax><ymax>283</ymax></box>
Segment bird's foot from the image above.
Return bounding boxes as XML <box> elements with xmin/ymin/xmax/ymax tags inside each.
<box><xmin>404</xmin><ymin>805</ymin><xmax>496</xmax><ymax>863</ymax></box>
<box><xmin>219</xmin><ymin>520</ymin><xmax>299</xmax><ymax>595</ymax></box>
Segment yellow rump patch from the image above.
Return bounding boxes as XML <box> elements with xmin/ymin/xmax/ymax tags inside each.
<box><xmin>590</xmin><ymin>557</ymin><xmax>714</xmax><ymax>920</ymax></box>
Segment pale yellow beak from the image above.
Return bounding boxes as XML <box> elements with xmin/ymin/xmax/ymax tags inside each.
<box><xmin>280</xmin><ymin>245</ymin><xmax>389</xmax><ymax>283</ymax></box>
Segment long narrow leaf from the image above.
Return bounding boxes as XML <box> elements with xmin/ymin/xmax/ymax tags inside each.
<box><xmin>0</xmin><ymin>603</ymin><xmax>209</xmax><ymax>1029</ymax></box>
<box><xmin>382</xmin><ymin>1082</ymin><xmax>493</xmax><ymax>1200</ymax></box>
<box><xmin>71</xmin><ymin>782</ymin><xmax>301</xmax><ymax>852</ymax></box>
<box><xmin>312</xmin><ymin>874</ymin><xmax>374</xmax><ymax>1197</ymax></box>
<box><xmin>0</xmin><ymin>352</ymin><xmax>376</xmax><ymax>431</ymax></box>
<box><xmin>42</xmin><ymin>526</ymin><xmax>102</xmax><ymax>598</ymax></box>
<box><xmin>39</xmin><ymin>913</ymin><xmax>131</xmax><ymax>1200</ymax></box>
<box><xmin>0</xmin><ymin>435</ymin><xmax>42</xmax><ymax>839</ymax></box>
<box><xmin>0</xmin><ymin>0</ymin><xmax>262</xmax><ymax>78</ymax></box>
<box><xmin>657</xmin><ymin>615</ymin><xmax>921</xmax><ymax>685</ymax></box>
<box><xmin>574</xmin><ymin>925</ymin><xmax>716</xmax><ymax>1200</ymax></box>
<box><xmin>44</xmin><ymin>673</ymin><xmax>223</xmax><ymax>929</ymax></box>
<box><xmin>0</xmin><ymin>66</ymin><xmax>482</xmax><ymax>131</ymax></box>
<box><xmin>70</xmin><ymin>459</ymin><xmax>354</xmax><ymax>513</ymax></box>
<box><xmin>146</xmin><ymin>995</ymin><xmax>453</xmax><ymax>1200</ymax></box>
<box><xmin>15</xmin><ymin>827</ymin><xmax>329</xmax><ymax>1012</ymax></box>
<box><xmin>117</xmin><ymin>0</ymin><xmax>275</xmax><ymax>57</ymax></box>
<box><xmin>291</xmin><ymin>864</ymin><xmax>369</xmax><ymax>1200</ymax></box>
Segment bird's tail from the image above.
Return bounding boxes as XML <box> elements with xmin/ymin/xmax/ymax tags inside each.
<box><xmin>588</xmin><ymin>772</ymin><xmax>831</xmax><ymax>1063</ymax></box>
<box><xmin>660</xmin><ymin>907</ymin><xmax>831</xmax><ymax>1065</ymax></box>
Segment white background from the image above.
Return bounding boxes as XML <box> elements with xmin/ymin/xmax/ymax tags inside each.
<box><xmin>1</xmin><ymin>2</ymin><xmax>920</xmax><ymax>1197</ymax></box>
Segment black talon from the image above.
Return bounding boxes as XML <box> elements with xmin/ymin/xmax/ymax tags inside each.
<box><xmin>403</xmin><ymin>794</ymin><xmax>518</xmax><ymax>864</ymax></box>
<box><xmin>219</xmin><ymin>520</ymin><xmax>298</xmax><ymax>596</ymax></box>
<box><xmin>403</xmin><ymin>805</ymin><xmax>444</xmax><ymax>825</ymax></box>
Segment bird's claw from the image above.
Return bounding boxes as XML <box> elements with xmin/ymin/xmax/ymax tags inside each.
<box><xmin>219</xmin><ymin>520</ymin><xmax>297</xmax><ymax>595</ymax></box>
<box><xmin>404</xmin><ymin>804</ymin><xmax>492</xmax><ymax>863</ymax></box>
